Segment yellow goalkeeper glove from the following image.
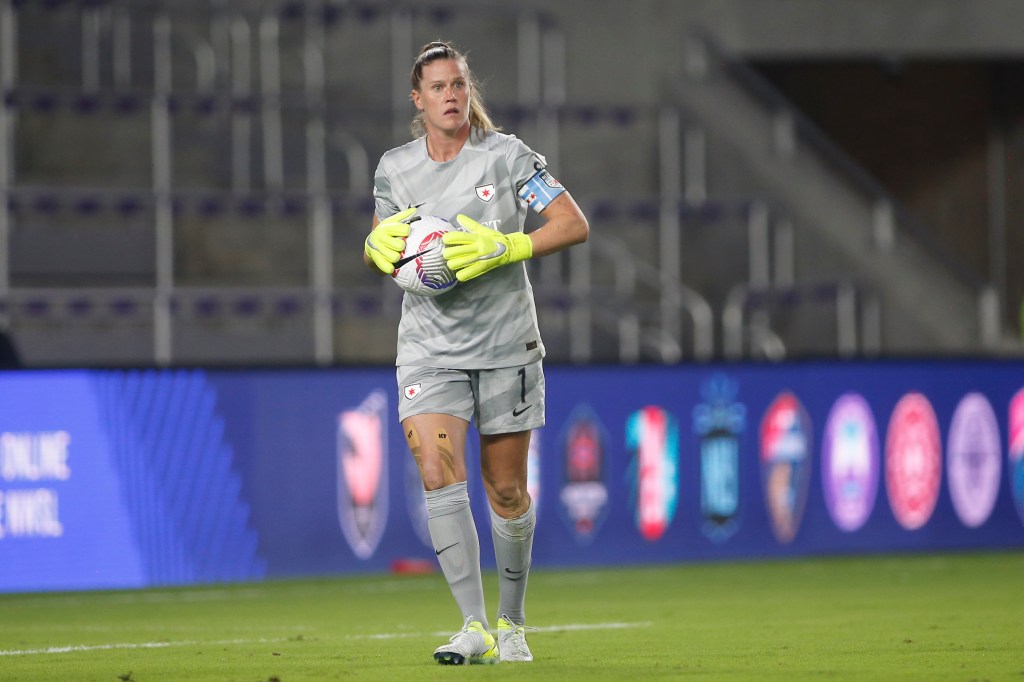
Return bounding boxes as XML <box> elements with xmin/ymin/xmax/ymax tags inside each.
<box><xmin>442</xmin><ymin>214</ymin><xmax>533</xmax><ymax>282</ymax></box>
<box><xmin>364</xmin><ymin>207</ymin><xmax>417</xmax><ymax>274</ymax></box>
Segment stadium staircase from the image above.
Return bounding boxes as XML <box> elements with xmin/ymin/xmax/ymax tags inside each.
<box><xmin>669</xmin><ymin>31</ymin><xmax>1019</xmax><ymax>359</ymax></box>
<box><xmin>0</xmin><ymin>2</ymin><xmax>1017</xmax><ymax>368</ymax></box>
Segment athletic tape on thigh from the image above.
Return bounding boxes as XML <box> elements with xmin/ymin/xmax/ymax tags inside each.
<box><xmin>404</xmin><ymin>426</ymin><xmax>422</xmax><ymax>471</ymax></box>
<box><xmin>405</xmin><ymin>425</ymin><xmax>457</xmax><ymax>486</ymax></box>
<box><xmin>436</xmin><ymin>428</ymin><xmax>456</xmax><ymax>486</ymax></box>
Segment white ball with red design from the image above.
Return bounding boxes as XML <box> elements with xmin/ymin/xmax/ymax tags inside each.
<box><xmin>391</xmin><ymin>215</ymin><xmax>461</xmax><ymax>297</ymax></box>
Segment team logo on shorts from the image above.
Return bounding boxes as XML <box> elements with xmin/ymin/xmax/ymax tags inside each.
<box><xmin>694</xmin><ymin>374</ymin><xmax>745</xmax><ymax>542</ymax></box>
<box><xmin>337</xmin><ymin>390</ymin><xmax>389</xmax><ymax>559</ymax></box>
<box><xmin>558</xmin><ymin>405</ymin><xmax>610</xmax><ymax>544</ymax></box>
<box><xmin>1008</xmin><ymin>389</ymin><xmax>1024</xmax><ymax>526</ymax></box>
<box><xmin>821</xmin><ymin>393</ymin><xmax>880</xmax><ymax>532</ymax></box>
<box><xmin>759</xmin><ymin>392</ymin><xmax>812</xmax><ymax>543</ymax></box>
<box><xmin>627</xmin><ymin>405</ymin><xmax>679</xmax><ymax>542</ymax></box>
<box><xmin>947</xmin><ymin>393</ymin><xmax>1001</xmax><ymax>528</ymax></box>
<box><xmin>404</xmin><ymin>383</ymin><xmax>421</xmax><ymax>400</ymax></box>
<box><xmin>475</xmin><ymin>183</ymin><xmax>495</xmax><ymax>202</ymax></box>
<box><xmin>885</xmin><ymin>392</ymin><xmax>942</xmax><ymax>531</ymax></box>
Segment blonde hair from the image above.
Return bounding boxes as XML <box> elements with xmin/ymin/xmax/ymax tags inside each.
<box><xmin>409</xmin><ymin>41</ymin><xmax>500</xmax><ymax>139</ymax></box>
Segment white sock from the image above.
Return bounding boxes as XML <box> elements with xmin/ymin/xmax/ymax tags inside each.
<box><xmin>425</xmin><ymin>482</ymin><xmax>488</xmax><ymax>631</ymax></box>
<box><xmin>490</xmin><ymin>499</ymin><xmax>535</xmax><ymax>625</ymax></box>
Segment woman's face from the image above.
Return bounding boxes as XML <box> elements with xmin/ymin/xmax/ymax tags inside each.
<box><xmin>412</xmin><ymin>58</ymin><xmax>471</xmax><ymax>135</ymax></box>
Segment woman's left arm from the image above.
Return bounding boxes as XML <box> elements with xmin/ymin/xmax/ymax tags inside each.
<box><xmin>527</xmin><ymin>192</ymin><xmax>589</xmax><ymax>257</ymax></box>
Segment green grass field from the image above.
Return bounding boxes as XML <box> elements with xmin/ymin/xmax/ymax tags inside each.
<box><xmin>1</xmin><ymin>551</ymin><xmax>1021</xmax><ymax>681</ymax></box>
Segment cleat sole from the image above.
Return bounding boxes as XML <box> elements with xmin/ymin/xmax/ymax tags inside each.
<box><xmin>434</xmin><ymin>652</ymin><xmax>467</xmax><ymax>665</ymax></box>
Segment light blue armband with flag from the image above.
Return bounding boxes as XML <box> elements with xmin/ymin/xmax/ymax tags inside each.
<box><xmin>517</xmin><ymin>166</ymin><xmax>566</xmax><ymax>213</ymax></box>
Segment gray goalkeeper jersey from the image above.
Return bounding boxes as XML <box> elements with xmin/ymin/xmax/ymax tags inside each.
<box><xmin>373</xmin><ymin>129</ymin><xmax>565</xmax><ymax>369</ymax></box>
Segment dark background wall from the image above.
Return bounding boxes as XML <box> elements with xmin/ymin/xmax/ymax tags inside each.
<box><xmin>528</xmin><ymin>0</ymin><xmax>1024</xmax><ymax>330</ymax></box>
<box><xmin>751</xmin><ymin>60</ymin><xmax>1024</xmax><ymax>328</ymax></box>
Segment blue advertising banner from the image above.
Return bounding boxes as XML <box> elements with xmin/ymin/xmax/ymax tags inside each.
<box><xmin>0</xmin><ymin>370</ymin><xmax>265</xmax><ymax>592</ymax></box>
<box><xmin>0</xmin><ymin>360</ymin><xmax>1022</xmax><ymax>592</ymax></box>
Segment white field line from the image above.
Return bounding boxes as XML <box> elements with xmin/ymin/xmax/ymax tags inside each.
<box><xmin>0</xmin><ymin>621</ymin><xmax>652</xmax><ymax>656</ymax></box>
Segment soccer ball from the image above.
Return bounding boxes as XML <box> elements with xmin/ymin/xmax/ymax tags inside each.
<box><xmin>391</xmin><ymin>215</ymin><xmax>460</xmax><ymax>297</ymax></box>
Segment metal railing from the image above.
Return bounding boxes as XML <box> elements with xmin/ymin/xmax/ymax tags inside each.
<box><xmin>683</xmin><ymin>29</ymin><xmax>1004</xmax><ymax>348</ymax></box>
<box><xmin>5</xmin><ymin>1</ymin><xmax>905</xmax><ymax>366</ymax></box>
<box><xmin>5</xmin><ymin>1</ymin><xmax>715</xmax><ymax>367</ymax></box>
<box><xmin>722</xmin><ymin>281</ymin><xmax>882</xmax><ymax>360</ymax></box>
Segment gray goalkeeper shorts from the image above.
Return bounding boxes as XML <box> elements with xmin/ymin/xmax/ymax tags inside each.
<box><xmin>396</xmin><ymin>361</ymin><xmax>545</xmax><ymax>435</ymax></box>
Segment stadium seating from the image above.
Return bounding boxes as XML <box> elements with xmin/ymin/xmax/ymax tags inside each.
<box><xmin>0</xmin><ymin>1</ymin><xmax>1016</xmax><ymax>367</ymax></box>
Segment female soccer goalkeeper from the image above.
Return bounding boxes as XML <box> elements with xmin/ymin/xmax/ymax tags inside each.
<box><xmin>363</xmin><ymin>40</ymin><xmax>588</xmax><ymax>665</ymax></box>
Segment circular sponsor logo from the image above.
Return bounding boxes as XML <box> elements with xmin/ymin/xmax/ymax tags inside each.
<box><xmin>760</xmin><ymin>392</ymin><xmax>812</xmax><ymax>543</ymax></box>
<box><xmin>946</xmin><ymin>393</ymin><xmax>1001</xmax><ymax>528</ymax></box>
<box><xmin>885</xmin><ymin>392</ymin><xmax>942</xmax><ymax>531</ymax></box>
<box><xmin>822</xmin><ymin>393</ymin><xmax>880</xmax><ymax>532</ymax></box>
<box><xmin>1009</xmin><ymin>388</ymin><xmax>1024</xmax><ymax>527</ymax></box>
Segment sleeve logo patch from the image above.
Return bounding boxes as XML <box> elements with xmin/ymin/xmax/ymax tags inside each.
<box><xmin>540</xmin><ymin>169</ymin><xmax>562</xmax><ymax>189</ymax></box>
<box><xmin>475</xmin><ymin>184</ymin><xmax>495</xmax><ymax>202</ymax></box>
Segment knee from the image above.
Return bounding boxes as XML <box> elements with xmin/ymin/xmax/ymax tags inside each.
<box><xmin>487</xmin><ymin>479</ymin><xmax>526</xmax><ymax>515</ymax></box>
<box><xmin>419</xmin><ymin>459</ymin><xmax>452</xmax><ymax>491</ymax></box>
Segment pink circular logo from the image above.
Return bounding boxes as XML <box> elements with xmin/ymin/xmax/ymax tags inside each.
<box><xmin>885</xmin><ymin>393</ymin><xmax>942</xmax><ymax>530</ymax></box>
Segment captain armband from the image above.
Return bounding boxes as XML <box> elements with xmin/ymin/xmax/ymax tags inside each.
<box><xmin>516</xmin><ymin>165</ymin><xmax>566</xmax><ymax>213</ymax></box>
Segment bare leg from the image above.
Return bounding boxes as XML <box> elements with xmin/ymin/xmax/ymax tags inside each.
<box><xmin>405</xmin><ymin>413</ymin><xmax>488</xmax><ymax>630</ymax></box>
<box><xmin>480</xmin><ymin>430</ymin><xmax>534</xmax><ymax>624</ymax></box>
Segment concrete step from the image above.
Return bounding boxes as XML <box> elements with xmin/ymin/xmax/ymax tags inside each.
<box><xmin>671</xmin><ymin>36</ymin><xmax>993</xmax><ymax>354</ymax></box>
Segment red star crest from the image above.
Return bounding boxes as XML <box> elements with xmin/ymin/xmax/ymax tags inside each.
<box><xmin>475</xmin><ymin>184</ymin><xmax>495</xmax><ymax>202</ymax></box>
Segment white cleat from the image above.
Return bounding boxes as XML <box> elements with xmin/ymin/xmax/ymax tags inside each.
<box><xmin>433</xmin><ymin>616</ymin><xmax>499</xmax><ymax>665</ymax></box>
<box><xmin>496</xmin><ymin>614</ymin><xmax>534</xmax><ymax>662</ymax></box>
